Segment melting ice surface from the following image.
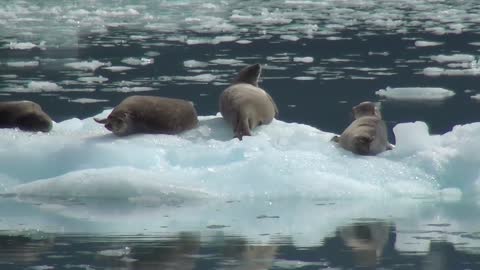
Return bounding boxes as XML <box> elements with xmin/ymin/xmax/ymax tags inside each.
<box><xmin>1</xmin><ymin>111</ymin><xmax>480</xmax><ymax>249</ymax></box>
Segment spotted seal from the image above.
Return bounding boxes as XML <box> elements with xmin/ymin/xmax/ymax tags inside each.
<box><xmin>219</xmin><ymin>63</ymin><xmax>278</xmax><ymax>140</ymax></box>
<box><xmin>0</xmin><ymin>100</ymin><xmax>52</xmax><ymax>132</ymax></box>
<box><xmin>94</xmin><ymin>95</ymin><xmax>198</xmax><ymax>136</ymax></box>
<box><xmin>332</xmin><ymin>101</ymin><xmax>393</xmax><ymax>155</ymax></box>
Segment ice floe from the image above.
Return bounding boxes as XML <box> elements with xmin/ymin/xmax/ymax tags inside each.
<box><xmin>375</xmin><ymin>87</ymin><xmax>455</xmax><ymax>101</ymax></box>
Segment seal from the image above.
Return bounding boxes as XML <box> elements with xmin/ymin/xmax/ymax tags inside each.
<box><xmin>219</xmin><ymin>63</ymin><xmax>278</xmax><ymax>140</ymax></box>
<box><xmin>94</xmin><ymin>95</ymin><xmax>199</xmax><ymax>136</ymax></box>
<box><xmin>332</xmin><ymin>101</ymin><xmax>393</xmax><ymax>155</ymax></box>
<box><xmin>0</xmin><ymin>100</ymin><xmax>52</xmax><ymax>132</ymax></box>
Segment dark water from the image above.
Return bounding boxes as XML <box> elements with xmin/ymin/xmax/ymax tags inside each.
<box><xmin>2</xmin><ymin>0</ymin><xmax>480</xmax><ymax>269</ymax></box>
<box><xmin>3</xmin><ymin>29</ymin><xmax>480</xmax><ymax>139</ymax></box>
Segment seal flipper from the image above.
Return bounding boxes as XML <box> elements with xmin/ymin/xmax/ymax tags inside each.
<box><xmin>331</xmin><ymin>135</ymin><xmax>340</xmax><ymax>143</ymax></box>
<box><xmin>386</xmin><ymin>143</ymin><xmax>395</xmax><ymax>151</ymax></box>
<box><xmin>234</xmin><ymin>115</ymin><xmax>251</xmax><ymax>141</ymax></box>
<box><xmin>94</xmin><ymin>117</ymin><xmax>108</xmax><ymax>124</ymax></box>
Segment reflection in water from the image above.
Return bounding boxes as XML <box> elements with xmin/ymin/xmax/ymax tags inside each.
<box><xmin>0</xmin><ymin>219</ymin><xmax>478</xmax><ymax>270</ymax></box>
<box><xmin>126</xmin><ymin>232</ymin><xmax>201</xmax><ymax>270</ymax></box>
<box><xmin>339</xmin><ymin>221</ymin><xmax>396</xmax><ymax>267</ymax></box>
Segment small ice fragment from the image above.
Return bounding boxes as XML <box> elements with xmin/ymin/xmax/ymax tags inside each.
<box><xmin>103</xmin><ymin>66</ymin><xmax>134</xmax><ymax>72</ymax></box>
<box><xmin>28</xmin><ymin>81</ymin><xmax>63</xmax><ymax>92</ymax></box>
<box><xmin>65</xmin><ymin>60</ymin><xmax>109</xmax><ymax>71</ymax></box>
<box><xmin>470</xmin><ymin>94</ymin><xmax>480</xmax><ymax>101</ymax></box>
<box><xmin>423</xmin><ymin>67</ymin><xmax>445</xmax><ymax>77</ymax></box>
<box><xmin>184</xmin><ymin>60</ymin><xmax>209</xmax><ymax>68</ymax></box>
<box><xmin>431</xmin><ymin>54</ymin><xmax>475</xmax><ymax>63</ymax></box>
<box><xmin>415</xmin><ymin>41</ymin><xmax>443</xmax><ymax>47</ymax></box>
<box><xmin>179</xmin><ymin>74</ymin><xmax>216</xmax><ymax>82</ymax></box>
<box><xmin>210</xmin><ymin>59</ymin><xmax>243</xmax><ymax>65</ymax></box>
<box><xmin>375</xmin><ymin>87</ymin><xmax>455</xmax><ymax>101</ymax></box>
<box><xmin>280</xmin><ymin>35</ymin><xmax>300</xmax><ymax>41</ymax></box>
<box><xmin>6</xmin><ymin>61</ymin><xmax>39</xmax><ymax>68</ymax></box>
<box><xmin>293</xmin><ymin>57</ymin><xmax>314</xmax><ymax>63</ymax></box>
<box><xmin>121</xmin><ymin>57</ymin><xmax>154</xmax><ymax>66</ymax></box>
<box><xmin>293</xmin><ymin>76</ymin><xmax>315</xmax><ymax>80</ymax></box>
<box><xmin>98</xmin><ymin>247</ymin><xmax>130</xmax><ymax>257</ymax></box>
<box><xmin>78</xmin><ymin>76</ymin><xmax>109</xmax><ymax>83</ymax></box>
<box><xmin>212</xmin><ymin>36</ymin><xmax>238</xmax><ymax>44</ymax></box>
<box><xmin>9</xmin><ymin>41</ymin><xmax>41</xmax><ymax>50</ymax></box>
<box><xmin>69</xmin><ymin>98</ymin><xmax>109</xmax><ymax>104</ymax></box>
<box><xmin>236</xmin><ymin>40</ymin><xmax>252</xmax><ymax>44</ymax></box>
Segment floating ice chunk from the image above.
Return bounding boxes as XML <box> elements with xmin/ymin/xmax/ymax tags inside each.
<box><xmin>144</xmin><ymin>51</ymin><xmax>160</xmax><ymax>57</ymax></box>
<box><xmin>236</xmin><ymin>40</ymin><xmax>252</xmax><ymax>44</ymax></box>
<box><xmin>423</xmin><ymin>67</ymin><xmax>445</xmax><ymax>77</ymax></box>
<box><xmin>293</xmin><ymin>76</ymin><xmax>315</xmax><ymax>80</ymax></box>
<box><xmin>27</xmin><ymin>81</ymin><xmax>63</xmax><ymax>92</ymax></box>
<box><xmin>280</xmin><ymin>35</ymin><xmax>300</xmax><ymax>41</ymax></box>
<box><xmin>185</xmin><ymin>38</ymin><xmax>210</xmax><ymax>45</ymax></box>
<box><xmin>212</xmin><ymin>36</ymin><xmax>238</xmax><ymax>44</ymax></box>
<box><xmin>415</xmin><ymin>41</ymin><xmax>443</xmax><ymax>47</ymax></box>
<box><xmin>426</xmin><ymin>27</ymin><xmax>446</xmax><ymax>35</ymax></box>
<box><xmin>0</xmin><ymin>74</ymin><xmax>17</xmax><ymax>79</ymax></box>
<box><xmin>6</xmin><ymin>61</ymin><xmax>39</xmax><ymax>67</ymax></box>
<box><xmin>98</xmin><ymin>247</ymin><xmax>130</xmax><ymax>257</ymax></box>
<box><xmin>28</xmin><ymin>266</ymin><xmax>54</xmax><ymax>270</ymax></box>
<box><xmin>470</xmin><ymin>94</ymin><xmax>480</xmax><ymax>101</ymax></box>
<box><xmin>103</xmin><ymin>66</ymin><xmax>134</xmax><ymax>72</ymax></box>
<box><xmin>178</xmin><ymin>74</ymin><xmax>217</xmax><ymax>82</ymax></box>
<box><xmin>375</xmin><ymin>87</ymin><xmax>455</xmax><ymax>101</ymax></box>
<box><xmin>78</xmin><ymin>76</ymin><xmax>108</xmax><ymax>83</ymax></box>
<box><xmin>469</xmin><ymin>42</ymin><xmax>480</xmax><ymax>46</ymax></box>
<box><xmin>210</xmin><ymin>59</ymin><xmax>243</xmax><ymax>65</ymax></box>
<box><xmin>121</xmin><ymin>57</ymin><xmax>154</xmax><ymax>66</ymax></box>
<box><xmin>103</xmin><ymin>86</ymin><xmax>155</xmax><ymax>92</ymax></box>
<box><xmin>8</xmin><ymin>41</ymin><xmax>44</xmax><ymax>50</ymax></box>
<box><xmin>423</xmin><ymin>67</ymin><xmax>480</xmax><ymax>77</ymax></box>
<box><xmin>184</xmin><ymin>60</ymin><xmax>209</xmax><ymax>68</ymax></box>
<box><xmin>431</xmin><ymin>54</ymin><xmax>475</xmax><ymax>63</ymax></box>
<box><xmin>65</xmin><ymin>60</ymin><xmax>109</xmax><ymax>71</ymax></box>
<box><xmin>293</xmin><ymin>57</ymin><xmax>314</xmax><ymax>63</ymax></box>
<box><xmin>69</xmin><ymin>98</ymin><xmax>109</xmax><ymax>104</ymax></box>
<box><xmin>393</xmin><ymin>122</ymin><xmax>433</xmax><ymax>155</ymax></box>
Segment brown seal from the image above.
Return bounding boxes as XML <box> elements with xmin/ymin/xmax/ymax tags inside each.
<box><xmin>332</xmin><ymin>101</ymin><xmax>393</xmax><ymax>155</ymax></box>
<box><xmin>94</xmin><ymin>95</ymin><xmax>198</xmax><ymax>136</ymax></box>
<box><xmin>0</xmin><ymin>100</ymin><xmax>52</xmax><ymax>132</ymax></box>
<box><xmin>219</xmin><ymin>63</ymin><xmax>278</xmax><ymax>140</ymax></box>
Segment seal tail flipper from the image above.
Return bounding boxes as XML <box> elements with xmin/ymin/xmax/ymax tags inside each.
<box><xmin>331</xmin><ymin>135</ymin><xmax>340</xmax><ymax>143</ymax></box>
<box><xmin>234</xmin><ymin>116</ymin><xmax>251</xmax><ymax>141</ymax></box>
<box><xmin>94</xmin><ymin>117</ymin><xmax>108</xmax><ymax>124</ymax></box>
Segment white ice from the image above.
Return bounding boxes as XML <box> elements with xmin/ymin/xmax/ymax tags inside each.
<box><xmin>121</xmin><ymin>57</ymin><xmax>154</xmax><ymax>66</ymax></box>
<box><xmin>103</xmin><ymin>66</ymin><xmax>134</xmax><ymax>72</ymax></box>
<box><xmin>65</xmin><ymin>60</ymin><xmax>110</xmax><ymax>71</ymax></box>
<box><xmin>1</xmin><ymin>112</ymin><xmax>480</xmax><ymax>248</ymax></box>
<box><xmin>375</xmin><ymin>87</ymin><xmax>455</xmax><ymax>101</ymax></box>
<box><xmin>6</xmin><ymin>61</ymin><xmax>39</xmax><ymax>68</ymax></box>
<box><xmin>184</xmin><ymin>60</ymin><xmax>209</xmax><ymax>68</ymax></box>
<box><xmin>293</xmin><ymin>57</ymin><xmax>314</xmax><ymax>63</ymax></box>
<box><xmin>5</xmin><ymin>81</ymin><xmax>64</xmax><ymax>93</ymax></box>
<box><xmin>69</xmin><ymin>98</ymin><xmax>109</xmax><ymax>104</ymax></box>
<box><xmin>415</xmin><ymin>41</ymin><xmax>443</xmax><ymax>47</ymax></box>
<box><xmin>431</xmin><ymin>54</ymin><xmax>475</xmax><ymax>63</ymax></box>
<box><xmin>2</xmin><ymin>111</ymin><xmax>478</xmax><ymax>202</ymax></box>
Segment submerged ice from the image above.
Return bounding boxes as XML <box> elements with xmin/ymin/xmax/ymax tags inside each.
<box><xmin>1</xmin><ymin>111</ymin><xmax>479</xmax><ymax>204</ymax></box>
